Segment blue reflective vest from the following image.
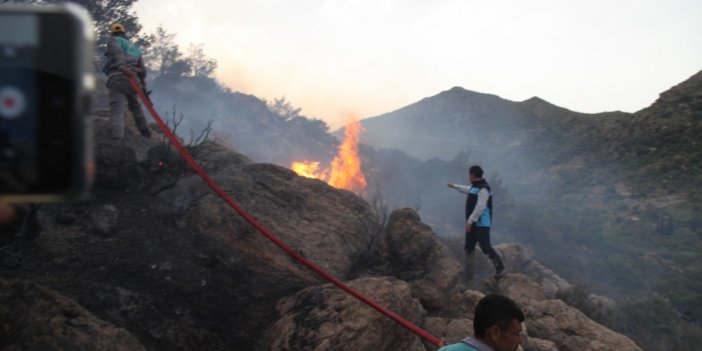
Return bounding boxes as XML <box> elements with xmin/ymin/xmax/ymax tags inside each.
<box><xmin>465</xmin><ymin>179</ymin><xmax>493</xmax><ymax>227</ymax></box>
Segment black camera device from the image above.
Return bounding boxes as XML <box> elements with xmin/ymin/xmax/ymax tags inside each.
<box><xmin>0</xmin><ymin>4</ymin><xmax>94</xmax><ymax>202</ymax></box>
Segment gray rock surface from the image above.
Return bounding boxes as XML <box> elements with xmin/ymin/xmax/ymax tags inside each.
<box><xmin>525</xmin><ymin>337</ymin><xmax>559</xmax><ymax>351</ymax></box>
<box><xmin>497</xmin><ymin>273</ymin><xmax>546</xmax><ymax>305</ymax></box>
<box><xmin>423</xmin><ymin>317</ymin><xmax>473</xmax><ymax>346</ymax></box>
<box><xmin>159</xmin><ymin>161</ymin><xmax>377</xmax><ymax>281</ymax></box>
<box><xmin>494</xmin><ymin>274</ymin><xmax>642</xmax><ymax>351</ymax></box>
<box><xmin>0</xmin><ymin>278</ymin><xmax>145</xmax><ymax>351</ymax></box>
<box><xmin>267</xmin><ymin>277</ymin><xmax>427</xmax><ymax>351</ymax></box>
<box><xmin>524</xmin><ymin>299</ymin><xmax>642</xmax><ymax>351</ymax></box>
<box><xmin>494</xmin><ymin>244</ymin><xmax>571</xmax><ymax>297</ymax></box>
<box><xmin>379</xmin><ymin>208</ymin><xmax>463</xmax><ymax>313</ymax></box>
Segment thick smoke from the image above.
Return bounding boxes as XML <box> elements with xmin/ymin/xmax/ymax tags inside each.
<box><xmin>147</xmin><ymin>74</ymin><xmax>338</xmax><ymax>166</ymax></box>
<box><xmin>141</xmin><ymin>66</ymin><xmax>702</xmax><ymax>349</ymax></box>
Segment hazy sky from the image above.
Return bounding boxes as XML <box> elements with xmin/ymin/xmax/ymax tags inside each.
<box><xmin>134</xmin><ymin>0</ymin><xmax>702</xmax><ymax>128</ymax></box>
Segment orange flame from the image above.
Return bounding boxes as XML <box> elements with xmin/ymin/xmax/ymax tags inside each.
<box><xmin>328</xmin><ymin>118</ymin><xmax>367</xmax><ymax>194</ymax></box>
<box><xmin>291</xmin><ymin>118</ymin><xmax>367</xmax><ymax>195</ymax></box>
<box><xmin>291</xmin><ymin>161</ymin><xmax>328</xmax><ymax>180</ymax></box>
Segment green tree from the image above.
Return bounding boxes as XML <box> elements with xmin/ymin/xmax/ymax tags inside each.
<box><xmin>142</xmin><ymin>25</ymin><xmax>190</xmax><ymax>77</ymax></box>
<box><xmin>142</xmin><ymin>27</ymin><xmax>218</xmax><ymax>80</ymax></box>
<box><xmin>267</xmin><ymin>96</ymin><xmax>302</xmax><ymax>121</ymax></box>
<box><xmin>187</xmin><ymin>43</ymin><xmax>217</xmax><ymax>78</ymax></box>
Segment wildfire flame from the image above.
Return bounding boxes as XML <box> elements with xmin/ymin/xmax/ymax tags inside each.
<box><xmin>291</xmin><ymin>118</ymin><xmax>367</xmax><ymax>195</ymax></box>
<box><xmin>291</xmin><ymin>161</ymin><xmax>328</xmax><ymax>180</ymax></box>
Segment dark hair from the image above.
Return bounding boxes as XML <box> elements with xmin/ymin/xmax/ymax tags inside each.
<box><xmin>469</xmin><ymin>165</ymin><xmax>484</xmax><ymax>179</ymax></box>
<box><xmin>473</xmin><ymin>294</ymin><xmax>525</xmax><ymax>338</ymax></box>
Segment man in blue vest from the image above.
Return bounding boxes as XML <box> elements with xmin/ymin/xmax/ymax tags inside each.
<box><xmin>448</xmin><ymin>165</ymin><xmax>505</xmax><ymax>279</ymax></box>
<box><xmin>102</xmin><ymin>23</ymin><xmax>151</xmax><ymax>140</ymax></box>
<box><xmin>439</xmin><ymin>294</ymin><xmax>524</xmax><ymax>351</ymax></box>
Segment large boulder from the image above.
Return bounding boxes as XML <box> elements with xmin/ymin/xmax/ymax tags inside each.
<box><xmin>159</xmin><ymin>162</ymin><xmax>376</xmax><ymax>281</ymax></box>
<box><xmin>485</xmin><ymin>273</ymin><xmax>641</xmax><ymax>351</ymax></box>
<box><xmin>496</xmin><ymin>273</ymin><xmax>546</xmax><ymax>305</ymax></box>
<box><xmin>525</xmin><ymin>338</ymin><xmax>559</xmax><ymax>351</ymax></box>
<box><xmin>143</xmin><ymin>160</ymin><xmax>381</xmax><ymax>348</ymax></box>
<box><xmin>423</xmin><ymin>317</ymin><xmax>473</xmax><ymax>346</ymax></box>
<box><xmin>370</xmin><ymin>208</ymin><xmax>463</xmax><ymax>313</ymax></box>
<box><xmin>0</xmin><ymin>278</ymin><xmax>145</xmax><ymax>351</ymax></box>
<box><xmin>448</xmin><ymin>289</ymin><xmax>486</xmax><ymax>319</ymax></box>
<box><xmin>494</xmin><ymin>244</ymin><xmax>571</xmax><ymax>297</ymax></box>
<box><xmin>267</xmin><ymin>277</ymin><xmax>427</xmax><ymax>351</ymax></box>
<box><xmin>523</xmin><ymin>299</ymin><xmax>641</xmax><ymax>351</ymax></box>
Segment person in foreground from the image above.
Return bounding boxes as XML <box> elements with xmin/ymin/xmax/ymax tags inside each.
<box><xmin>448</xmin><ymin>165</ymin><xmax>506</xmax><ymax>279</ymax></box>
<box><xmin>439</xmin><ymin>294</ymin><xmax>524</xmax><ymax>351</ymax></box>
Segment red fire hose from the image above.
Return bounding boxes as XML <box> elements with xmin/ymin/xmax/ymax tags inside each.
<box><xmin>128</xmin><ymin>76</ymin><xmax>444</xmax><ymax>347</ymax></box>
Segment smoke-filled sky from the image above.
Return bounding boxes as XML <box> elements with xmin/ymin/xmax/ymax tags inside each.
<box><xmin>134</xmin><ymin>0</ymin><xmax>702</xmax><ymax>128</ymax></box>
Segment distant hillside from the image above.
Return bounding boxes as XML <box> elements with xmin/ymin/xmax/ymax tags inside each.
<box><xmin>360</xmin><ymin>70</ymin><xmax>702</xmax><ymax>201</ymax></box>
<box><xmin>357</xmin><ymin>70</ymin><xmax>702</xmax><ymax>328</ymax></box>
<box><xmin>359</xmin><ymin>86</ymin><xmax>627</xmax><ymax>190</ymax></box>
<box><xmin>148</xmin><ymin>74</ymin><xmax>338</xmax><ymax>166</ymax></box>
<box><xmin>583</xmin><ymin>70</ymin><xmax>702</xmax><ymax>195</ymax></box>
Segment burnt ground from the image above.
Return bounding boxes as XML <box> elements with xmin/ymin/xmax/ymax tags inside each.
<box><xmin>0</xmin><ymin>167</ymin><xmax>305</xmax><ymax>350</ymax></box>
<box><xmin>0</xmin><ymin>115</ymin><xmax>380</xmax><ymax>350</ymax></box>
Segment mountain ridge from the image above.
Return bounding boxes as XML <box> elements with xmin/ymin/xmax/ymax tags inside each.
<box><xmin>356</xmin><ymin>69</ymin><xmax>702</xmax><ymax>344</ymax></box>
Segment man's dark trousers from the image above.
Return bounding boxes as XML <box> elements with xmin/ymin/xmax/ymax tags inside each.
<box><xmin>465</xmin><ymin>225</ymin><xmax>504</xmax><ymax>277</ymax></box>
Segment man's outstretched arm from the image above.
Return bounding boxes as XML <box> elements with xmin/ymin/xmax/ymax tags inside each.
<box><xmin>447</xmin><ymin>183</ymin><xmax>471</xmax><ymax>194</ymax></box>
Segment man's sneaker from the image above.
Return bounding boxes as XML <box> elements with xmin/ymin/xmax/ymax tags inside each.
<box><xmin>490</xmin><ymin>255</ymin><xmax>506</xmax><ymax>279</ymax></box>
<box><xmin>140</xmin><ymin>129</ymin><xmax>151</xmax><ymax>138</ymax></box>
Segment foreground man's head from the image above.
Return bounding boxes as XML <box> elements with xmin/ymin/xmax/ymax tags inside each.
<box><xmin>474</xmin><ymin>294</ymin><xmax>524</xmax><ymax>351</ymax></box>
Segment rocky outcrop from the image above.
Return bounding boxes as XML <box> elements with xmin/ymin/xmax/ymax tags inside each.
<box><xmin>524</xmin><ymin>299</ymin><xmax>641</xmax><ymax>351</ymax></box>
<box><xmin>525</xmin><ymin>338</ymin><xmax>559</xmax><ymax>351</ymax></box>
<box><xmin>267</xmin><ymin>277</ymin><xmax>426</xmax><ymax>351</ymax></box>
<box><xmin>423</xmin><ymin>317</ymin><xmax>474</xmax><ymax>346</ymax></box>
<box><xmin>262</xmin><ymin>217</ymin><xmax>642</xmax><ymax>351</ymax></box>
<box><xmin>496</xmin><ymin>274</ymin><xmax>642</xmax><ymax>351</ymax></box>
<box><xmin>496</xmin><ymin>273</ymin><xmax>546</xmax><ymax>305</ymax></box>
<box><xmin>0</xmin><ymin>278</ymin><xmax>145</xmax><ymax>351</ymax></box>
<box><xmin>158</xmin><ymin>161</ymin><xmax>376</xmax><ymax>281</ymax></box>
<box><xmin>494</xmin><ymin>244</ymin><xmax>571</xmax><ymax>297</ymax></box>
<box><xmin>264</xmin><ymin>208</ymin><xmax>467</xmax><ymax>350</ymax></box>
<box><xmin>372</xmin><ymin>208</ymin><xmax>463</xmax><ymax>313</ymax></box>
